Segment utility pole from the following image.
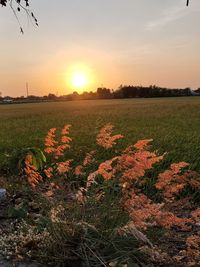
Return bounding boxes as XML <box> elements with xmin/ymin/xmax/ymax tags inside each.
<box><xmin>26</xmin><ymin>82</ymin><xmax>29</xmax><ymax>98</ymax></box>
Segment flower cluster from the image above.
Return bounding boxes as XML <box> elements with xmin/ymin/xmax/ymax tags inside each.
<box><xmin>24</xmin><ymin>154</ymin><xmax>43</xmax><ymax>187</ymax></box>
<box><xmin>96</xmin><ymin>123</ymin><xmax>123</xmax><ymax>149</ymax></box>
<box><xmin>57</xmin><ymin>160</ymin><xmax>72</xmax><ymax>175</ymax></box>
<box><xmin>133</xmin><ymin>139</ymin><xmax>153</xmax><ymax>150</ymax></box>
<box><xmin>155</xmin><ymin>162</ymin><xmax>189</xmax><ymax>200</ymax></box>
<box><xmin>123</xmin><ymin>190</ymin><xmax>163</xmax><ymax>229</ymax></box>
<box><xmin>186</xmin><ymin>235</ymin><xmax>200</xmax><ymax>261</ymax></box>
<box><xmin>44</xmin><ymin>125</ymin><xmax>72</xmax><ymax>159</ymax></box>
<box><xmin>119</xmin><ymin>150</ymin><xmax>163</xmax><ymax>182</ymax></box>
<box><xmin>20</xmin><ymin>123</ymin><xmax>200</xmax><ymax>266</ymax></box>
<box><xmin>74</xmin><ymin>151</ymin><xmax>95</xmax><ymax>177</ymax></box>
<box><xmin>155</xmin><ymin>162</ymin><xmax>200</xmax><ymax>202</ymax></box>
<box><xmin>44</xmin><ymin>128</ymin><xmax>57</xmax><ymax>148</ymax></box>
<box><xmin>74</xmin><ymin>165</ymin><xmax>84</xmax><ymax>176</ymax></box>
<box><xmin>83</xmin><ymin>150</ymin><xmax>95</xmax><ymax>166</ymax></box>
<box><xmin>191</xmin><ymin>208</ymin><xmax>200</xmax><ymax>224</ymax></box>
<box><xmin>80</xmin><ymin>130</ymin><xmax>197</xmax><ymax>235</ymax></box>
<box><xmin>97</xmin><ymin>157</ymin><xmax>118</xmax><ymax>180</ymax></box>
<box><xmin>123</xmin><ymin>191</ymin><xmax>192</xmax><ymax>230</ymax></box>
<box><xmin>157</xmin><ymin>211</ymin><xmax>192</xmax><ymax>230</ymax></box>
<box><xmin>43</xmin><ymin>167</ymin><xmax>53</xmax><ymax>178</ymax></box>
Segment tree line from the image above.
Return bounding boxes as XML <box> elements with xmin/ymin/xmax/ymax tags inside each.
<box><xmin>1</xmin><ymin>85</ymin><xmax>199</xmax><ymax>104</ymax></box>
<box><xmin>65</xmin><ymin>85</ymin><xmax>195</xmax><ymax>101</ymax></box>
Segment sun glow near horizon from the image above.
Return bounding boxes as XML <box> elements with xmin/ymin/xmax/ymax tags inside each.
<box><xmin>72</xmin><ymin>72</ymin><xmax>88</xmax><ymax>88</ymax></box>
<box><xmin>66</xmin><ymin>63</ymin><xmax>95</xmax><ymax>93</ymax></box>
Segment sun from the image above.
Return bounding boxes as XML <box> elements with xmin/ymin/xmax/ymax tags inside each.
<box><xmin>65</xmin><ymin>63</ymin><xmax>95</xmax><ymax>93</ymax></box>
<box><xmin>72</xmin><ymin>72</ymin><xmax>88</xmax><ymax>88</ymax></box>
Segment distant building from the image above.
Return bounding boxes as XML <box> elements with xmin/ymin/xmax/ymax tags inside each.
<box><xmin>191</xmin><ymin>89</ymin><xmax>200</xmax><ymax>96</ymax></box>
<box><xmin>2</xmin><ymin>97</ymin><xmax>14</xmax><ymax>103</ymax></box>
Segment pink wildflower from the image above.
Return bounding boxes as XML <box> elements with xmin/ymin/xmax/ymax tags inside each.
<box><xmin>134</xmin><ymin>139</ymin><xmax>153</xmax><ymax>150</ymax></box>
<box><xmin>96</xmin><ymin>123</ymin><xmax>123</xmax><ymax>149</ymax></box>
<box><xmin>57</xmin><ymin>160</ymin><xmax>72</xmax><ymax>174</ymax></box>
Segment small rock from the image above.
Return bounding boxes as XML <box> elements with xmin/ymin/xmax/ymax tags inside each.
<box><xmin>0</xmin><ymin>188</ymin><xmax>6</xmax><ymax>201</ymax></box>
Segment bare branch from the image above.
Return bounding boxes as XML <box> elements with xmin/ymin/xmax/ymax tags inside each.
<box><xmin>1</xmin><ymin>0</ymin><xmax>38</xmax><ymax>33</ymax></box>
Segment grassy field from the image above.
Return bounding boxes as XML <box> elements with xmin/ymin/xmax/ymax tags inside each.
<box><xmin>1</xmin><ymin>97</ymin><xmax>200</xmax><ymax>266</ymax></box>
<box><xmin>1</xmin><ymin>97</ymin><xmax>200</xmax><ymax>172</ymax></box>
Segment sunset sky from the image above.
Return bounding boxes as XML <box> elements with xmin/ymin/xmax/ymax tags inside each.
<box><xmin>0</xmin><ymin>0</ymin><xmax>200</xmax><ymax>97</ymax></box>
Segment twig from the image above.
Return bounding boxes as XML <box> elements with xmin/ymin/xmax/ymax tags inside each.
<box><xmin>84</xmin><ymin>243</ymin><xmax>107</xmax><ymax>267</ymax></box>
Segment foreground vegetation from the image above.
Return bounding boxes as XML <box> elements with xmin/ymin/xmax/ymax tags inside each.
<box><xmin>0</xmin><ymin>98</ymin><xmax>200</xmax><ymax>266</ymax></box>
<box><xmin>0</xmin><ymin>122</ymin><xmax>200</xmax><ymax>266</ymax></box>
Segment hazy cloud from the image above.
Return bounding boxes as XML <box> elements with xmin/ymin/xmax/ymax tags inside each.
<box><xmin>146</xmin><ymin>5</ymin><xmax>188</xmax><ymax>30</ymax></box>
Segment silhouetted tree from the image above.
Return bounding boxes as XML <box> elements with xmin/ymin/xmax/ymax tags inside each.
<box><xmin>97</xmin><ymin>87</ymin><xmax>112</xmax><ymax>99</ymax></box>
<box><xmin>1</xmin><ymin>0</ymin><xmax>28</xmax><ymax>7</ymax></box>
<box><xmin>27</xmin><ymin>95</ymin><xmax>40</xmax><ymax>101</ymax></box>
<box><xmin>47</xmin><ymin>93</ymin><xmax>57</xmax><ymax>100</ymax></box>
<box><xmin>0</xmin><ymin>0</ymin><xmax>37</xmax><ymax>33</ymax></box>
<box><xmin>116</xmin><ymin>85</ymin><xmax>192</xmax><ymax>99</ymax></box>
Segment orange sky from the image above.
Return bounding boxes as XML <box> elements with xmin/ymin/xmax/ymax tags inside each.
<box><xmin>0</xmin><ymin>0</ymin><xmax>200</xmax><ymax>96</ymax></box>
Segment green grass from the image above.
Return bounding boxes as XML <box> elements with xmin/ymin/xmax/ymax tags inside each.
<box><xmin>1</xmin><ymin>97</ymin><xmax>200</xmax><ymax>266</ymax></box>
<box><xmin>1</xmin><ymin>97</ymin><xmax>200</xmax><ymax>172</ymax></box>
